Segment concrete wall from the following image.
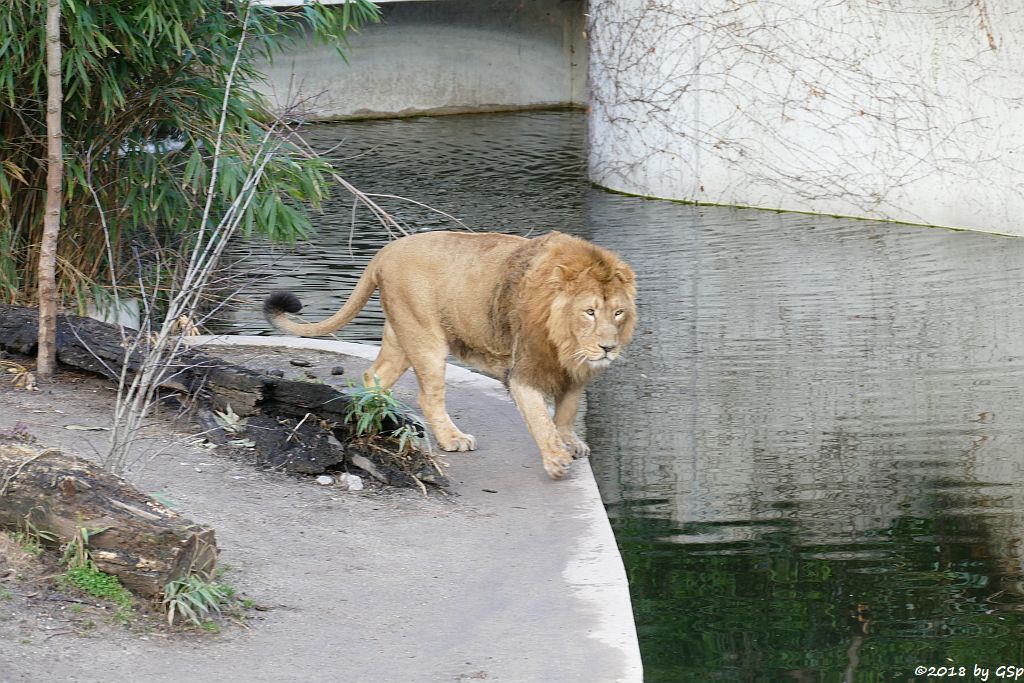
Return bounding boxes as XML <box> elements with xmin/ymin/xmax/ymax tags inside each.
<box><xmin>588</xmin><ymin>0</ymin><xmax>1024</xmax><ymax>235</ymax></box>
<box><xmin>257</xmin><ymin>0</ymin><xmax>586</xmax><ymax>120</ymax></box>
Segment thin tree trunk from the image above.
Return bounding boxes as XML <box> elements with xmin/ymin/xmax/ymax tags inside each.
<box><xmin>37</xmin><ymin>0</ymin><xmax>63</xmax><ymax>381</ymax></box>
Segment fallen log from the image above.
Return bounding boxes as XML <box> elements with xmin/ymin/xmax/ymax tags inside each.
<box><xmin>0</xmin><ymin>304</ymin><xmax>436</xmax><ymax>489</ymax></box>
<box><xmin>0</xmin><ymin>303</ymin><xmax>359</xmax><ymax>421</ymax></box>
<box><xmin>0</xmin><ymin>442</ymin><xmax>217</xmax><ymax>599</ymax></box>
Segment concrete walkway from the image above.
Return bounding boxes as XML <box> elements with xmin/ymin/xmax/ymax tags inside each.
<box><xmin>186</xmin><ymin>335</ymin><xmax>644</xmax><ymax>682</ymax></box>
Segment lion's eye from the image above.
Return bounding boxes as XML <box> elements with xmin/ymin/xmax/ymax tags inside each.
<box><xmin>585</xmin><ymin>309</ymin><xmax>596</xmax><ymax>317</ymax></box>
<box><xmin>614</xmin><ymin>309</ymin><xmax>624</xmax><ymax>317</ymax></box>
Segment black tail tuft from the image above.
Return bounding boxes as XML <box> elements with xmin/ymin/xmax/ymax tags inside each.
<box><xmin>263</xmin><ymin>290</ymin><xmax>303</xmax><ymax>317</ymax></box>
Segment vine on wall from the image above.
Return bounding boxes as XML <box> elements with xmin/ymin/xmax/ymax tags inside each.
<box><xmin>588</xmin><ymin>0</ymin><xmax>1023</xmax><ymax>229</ymax></box>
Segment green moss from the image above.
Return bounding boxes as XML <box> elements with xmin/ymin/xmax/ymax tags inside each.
<box><xmin>60</xmin><ymin>565</ymin><xmax>132</xmax><ymax>611</ymax></box>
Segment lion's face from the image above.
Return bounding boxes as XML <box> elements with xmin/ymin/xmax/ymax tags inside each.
<box><xmin>545</xmin><ymin>260</ymin><xmax>637</xmax><ymax>378</ymax></box>
<box><xmin>564</xmin><ymin>287</ymin><xmax>636</xmax><ymax>370</ymax></box>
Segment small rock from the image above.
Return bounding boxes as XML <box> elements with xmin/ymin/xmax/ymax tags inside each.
<box><xmin>338</xmin><ymin>473</ymin><xmax>364</xmax><ymax>491</ymax></box>
<box><xmin>305</xmin><ymin>370</ymin><xmax>317</xmax><ymax>379</ymax></box>
<box><xmin>266</xmin><ymin>369</ymin><xmax>285</xmax><ymax>378</ymax></box>
<box><xmin>316</xmin><ymin>475</ymin><xmax>334</xmax><ymax>486</ymax></box>
<box><xmin>289</xmin><ymin>358</ymin><xmax>312</xmax><ymax>367</ymax></box>
<box><xmin>330</xmin><ymin>366</ymin><xmax>345</xmax><ymax>376</ymax></box>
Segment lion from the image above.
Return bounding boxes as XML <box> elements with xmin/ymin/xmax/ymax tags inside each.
<box><xmin>263</xmin><ymin>230</ymin><xmax>637</xmax><ymax>480</ymax></box>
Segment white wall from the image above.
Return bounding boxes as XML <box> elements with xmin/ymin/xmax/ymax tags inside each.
<box><xmin>257</xmin><ymin>0</ymin><xmax>586</xmax><ymax>120</ymax></box>
<box><xmin>588</xmin><ymin>0</ymin><xmax>1024</xmax><ymax>235</ymax></box>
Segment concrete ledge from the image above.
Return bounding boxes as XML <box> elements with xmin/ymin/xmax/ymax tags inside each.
<box><xmin>255</xmin><ymin>0</ymin><xmax>587</xmax><ymax>120</ymax></box>
<box><xmin>187</xmin><ymin>334</ymin><xmax>643</xmax><ymax>681</ymax></box>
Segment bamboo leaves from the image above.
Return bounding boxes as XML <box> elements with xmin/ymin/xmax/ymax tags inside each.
<box><xmin>0</xmin><ymin>0</ymin><xmax>380</xmax><ymax>311</ymax></box>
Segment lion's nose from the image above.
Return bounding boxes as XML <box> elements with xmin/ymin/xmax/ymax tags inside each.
<box><xmin>599</xmin><ymin>343</ymin><xmax>618</xmax><ymax>353</ymax></box>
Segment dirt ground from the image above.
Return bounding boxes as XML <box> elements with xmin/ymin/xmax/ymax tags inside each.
<box><xmin>0</xmin><ymin>347</ymin><xmax>448</xmax><ymax>673</ymax></box>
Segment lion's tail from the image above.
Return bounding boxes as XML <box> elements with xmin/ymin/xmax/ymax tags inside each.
<box><xmin>263</xmin><ymin>259</ymin><xmax>380</xmax><ymax>338</ymax></box>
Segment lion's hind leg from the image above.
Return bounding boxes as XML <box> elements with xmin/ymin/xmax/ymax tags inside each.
<box><xmin>412</xmin><ymin>350</ymin><xmax>477</xmax><ymax>453</ymax></box>
<box><xmin>363</xmin><ymin>323</ymin><xmax>410</xmax><ymax>390</ymax></box>
<box><xmin>386</xmin><ymin>318</ymin><xmax>477</xmax><ymax>453</ymax></box>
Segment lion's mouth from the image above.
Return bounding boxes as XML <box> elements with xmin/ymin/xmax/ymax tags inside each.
<box><xmin>575</xmin><ymin>348</ymin><xmax>618</xmax><ymax>369</ymax></box>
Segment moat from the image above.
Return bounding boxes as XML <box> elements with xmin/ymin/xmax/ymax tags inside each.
<box><xmin>226</xmin><ymin>110</ymin><xmax>1024</xmax><ymax>681</ymax></box>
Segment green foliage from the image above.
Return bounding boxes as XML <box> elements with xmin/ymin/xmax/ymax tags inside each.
<box><xmin>162</xmin><ymin>574</ymin><xmax>229</xmax><ymax>628</ymax></box>
<box><xmin>392</xmin><ymin>423</ymin><xmax>420</xmax><ymax>456</ymax></box>
<box><xmin>60</xmin><ymin>564</ymin><xmax>132</xmax><ymax>611</ymax></box>
<box><xmin>60</xmin><ymin>523</ymin><xmax>108</xmax><ymax>569</ymax></box>
<box><xmin>0</xmin><ymin>0</ymin><xmax>380</xmax><ymax>309</ymax></box>
<box><xmin>52</xmin><ymin>522</ymin><xmax>133</xmax><ymax>619</ymax></box>
<box><xmin>344</xmin><ymin>377</ymin><xmax>407</xmax><ymax>441</ymax></box>
<box><xmin>14</xmin><ymin>531</ymin><xmax>44</xmax><ymax>556</ymax></box>
<box><xmin>15</xmin><ymin>514</ymin><xmax>58</xmax><ymax>555</ymax></box>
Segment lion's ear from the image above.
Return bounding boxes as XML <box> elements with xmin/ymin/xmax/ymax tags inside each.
<box><xmin>613</xmin><ymin>266</ymin><xmax>636</xmax><ymax>284</ymax></box>
<box><xmin>552</xmin><ymin>264</ymin><xmax>581</xmax><ymax>283</ymax></box>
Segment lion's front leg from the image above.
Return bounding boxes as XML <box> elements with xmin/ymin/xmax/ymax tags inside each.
<box><xmin>554</xmin><ymin>385</ymin><xmax>590</xmax><ymax>459</ymax></box>
<box><xmin>509</xmin><ymin>377</ymin><xmax>573</xmax><ymax>480</ymax></box>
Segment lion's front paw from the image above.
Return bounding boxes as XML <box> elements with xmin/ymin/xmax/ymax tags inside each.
<box><xmin>559</xmin><ymin>429</ymin><xmax>591</xmax><ymax>459</ymax></box>
<box><xmin>542</xmin><ymin>448</ymin><xmax>573</xmax><ymax>480</ymax></box>
<box><xmin>437</xmin><ymin>431</ymin><xmax>477</xmax><ymax>453</ymax></box>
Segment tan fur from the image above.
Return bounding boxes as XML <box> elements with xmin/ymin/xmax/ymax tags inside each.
<box><xmin>264</xmin><ymin>230</ymin><xmax>636</xmax><ymax>480</ymax></box>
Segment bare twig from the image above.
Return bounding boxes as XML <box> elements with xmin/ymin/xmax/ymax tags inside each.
<box><xmin>0</xmin><ymin>449</ymin><xmax>59</xmax><ymax>496</ymax></box>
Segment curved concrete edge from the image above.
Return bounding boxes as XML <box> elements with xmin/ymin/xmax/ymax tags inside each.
<box><xmin>563</xmin><ymin>457</ymin><xmax>646</xmax><ymax>682</ymax></box>
<box><xmin>187</xmin><ymin>334</ymin><xmax>644</xmax><ymax>681</ymax></box>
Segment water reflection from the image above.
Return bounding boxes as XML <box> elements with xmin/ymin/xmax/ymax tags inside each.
<box><xmin>225</xmin><ymin>111</ymin><xmax>1024</xmax><ymax>680</ymax></box>
<box><xmin>586</xmin><ymin>203</ymin><xmax>1024</xmax><ymax>679</ymax></box>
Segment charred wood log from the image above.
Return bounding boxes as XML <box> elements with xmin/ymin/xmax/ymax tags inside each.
<box><xmin>0</xmin><ymin>305</ymin><xmax>434</xmax><ymax>489</ymax></box>
<box><xmin>0</xmin><ymin>442</ymin><xmax>217</xmax><ymax>598</ymax></box>
<box><xmin>0</xmin><ymin>304</ymin><xmax>357</xmax><ymax>421</ymax></box>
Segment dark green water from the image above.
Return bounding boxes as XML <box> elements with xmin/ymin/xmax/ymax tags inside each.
<box><xmin>227</xmin><ymin>110</ymin><xmax>1024</xmax><ymax>681</ymax></box>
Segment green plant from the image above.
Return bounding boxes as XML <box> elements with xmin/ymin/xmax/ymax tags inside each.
<box><xmin>60</xmin><ymin>524</ymin><xmax>109</xmax><ymax>569</ymax></box>
<box><xmin>344</xmin><ymin>378</ymin><xmax>408</xmax><ymax>441</ymax></box>
<box><xmin>52</xmin><ymin>522</ymin><xmax>133</xmax><ymax>619</ymax></box>
<box><xmin>15</xmin><ymin>514</ymin><xmax>58</xmax><ymax>556</ymax></box>
<box><xmin>0</xmin><ymin>0</ymin><xmax>380</xmax><ymax>309</ymax></box>
<box><xmin>345</xmin><ymin>380</ymin><xmax>430</xmax><ymax>457</ymax></box>
<box><xmin>60</xmin><ymin>565</ymin><xmax>132</xmax><ymax>611</ymax></box>
<box><xmin>343</xmin><ymin>380</ymin><xmax>444</xmax><ymax>493</ymax></box>
<box><xmin>162</xmin><ymin>574</ymin><xmax>229</xmax><ymax>628</ymax></box>
<box><xmin>393</xmin><ymin>423</ymin><xmax>423</xmax><ymax>456</ymax></box>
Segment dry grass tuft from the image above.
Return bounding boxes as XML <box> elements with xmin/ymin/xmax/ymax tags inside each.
<box><xmin>0</xmin><ymin>531</ymin><xmax>44</xmax><ymax>579</ymax></box>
